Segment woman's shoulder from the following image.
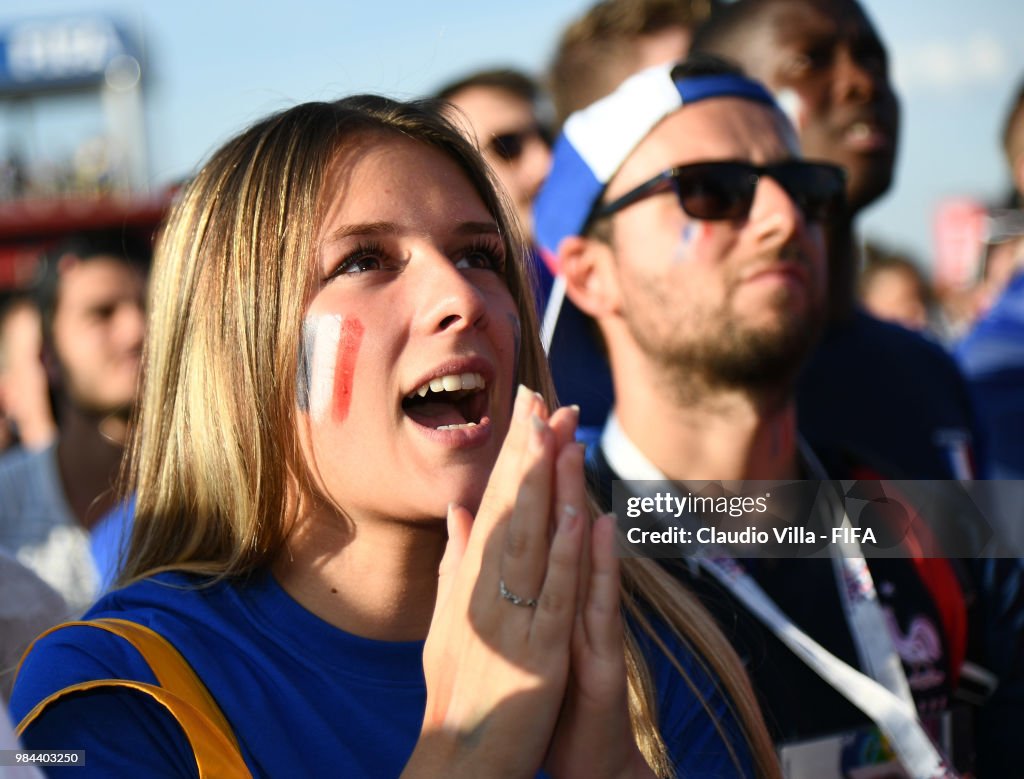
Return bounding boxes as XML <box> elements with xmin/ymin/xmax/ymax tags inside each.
<box><xmin>10</xmin><ymin>572</ymin><xmax>226</xmax><ymax>716</ymax></box>
<box><xmin>9</xmin><ymin>573</ymin><xmax>223</xmax><ymax>778</ymax></box>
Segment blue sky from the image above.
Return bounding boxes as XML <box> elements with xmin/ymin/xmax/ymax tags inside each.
<box><xmin>1</xmin><ymin>0</ymin><xmax>1022</xmax><ymax>269</ymax></box>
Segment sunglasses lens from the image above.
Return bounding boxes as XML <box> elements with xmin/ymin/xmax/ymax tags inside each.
<box><xmin>775</xmin><ymin>164</ymin><xmax>845</xmax><ymax>221</ymax></box>
<box><xmin>675</xmin><ymin>164</ymin><xmax>756</xmax><ymax>220</ymax></box>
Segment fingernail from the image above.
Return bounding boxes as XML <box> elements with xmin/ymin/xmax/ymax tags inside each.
<box><xmin>530</xmin><ymin>412</ymin><xmax>545</xmax><ymax>434</ymax></box>
<box><xmin>568</xmin><ymin>404</ymin><xmax>580</xmax><ymax>418</ymax></box>
<box><xmin>530</xmin><ymin>413</ymin><xmax>548</xmax><ymax>451</ymax></box>
<box><xmin>560</xmin><ymin>503</ymin><xmax>579</xmax><ymax>532</ymax></box>
<box><xmin>514</xmin><ymin>384</ymin><xmax>532</xmax><ymax>418</ymax></box>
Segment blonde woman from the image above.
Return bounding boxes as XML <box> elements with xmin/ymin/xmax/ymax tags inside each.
<box><xmin>12</xmin><ymin>96</ymin><xmax>778</xmax><ymax>779</ymax></box>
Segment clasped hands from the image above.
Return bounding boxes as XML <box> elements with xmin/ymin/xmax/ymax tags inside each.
<box><xmin>404</xmin><ymin>385</ymin><xmax>657</xmax><ymax>779</ymax></box>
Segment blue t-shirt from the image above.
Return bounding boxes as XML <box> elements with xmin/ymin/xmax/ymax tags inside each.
<box><xmin>11</xmin><ymin>570</ymin><xmax>754</xmax><ymax>778</ymax></box>
<box><xmin>797</xmin><ymin>309</ymin><xmax>977</xmax><ymax>479</ymax></box>
<box><xmin>88</xmin><ymin>499</ymin><xmax>134</xmax><ymax>594</ymax></box>
<box><xmin>956</xmin><ymin>270</ymin><xmax>1024</xmax><ymax>479</ymax></box>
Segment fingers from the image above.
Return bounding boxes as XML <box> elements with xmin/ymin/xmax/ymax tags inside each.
<box><xmin>467</xmin><ymin>385</ymin><xmax>541</xmax><ymax>554</ymax></box>
<box><xmin>495</xmin><ymin>412</ymin><xmax>556</xmax><ymax>606</ymax></box>
<box><xmin>497</xmin><ymin>409</ymin><xmax>586</xmax><ymax>612</ymax></box>
<box><xmin>530</xmin><ymin>499</ymin><xmax>584</xmax><ymax>647</ymax></box>
<box><xmin>436</xmin><ymin>502</ymin><xmax>474</xmax><ymax>608</ymax></box>
<box><xmin>580</xmin><ymin>513</ymin><xmax>623</xmax><ymax>659</ymax></box>
<box><xmin>548</xmin><ymin>403</ymin><xmax>580</xmax><ymax>454</ymax></box>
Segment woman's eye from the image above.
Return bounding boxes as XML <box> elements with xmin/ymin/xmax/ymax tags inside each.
<box><xmin>330</xmin><ymin>243</ymin><xmax>387</xmax><ymax>278</ymax></box>
<box><xmin>454</xmin><ymin>243</ymin><xmax>505</xmax><ymax>272</ymax></box>
<box><xmin>340</xmin><ymin>256</ymin><xmax>381</xmax><ymax>274</ymax></box>
<box><xmin>782</xmin><ymin>52</ymin><xmax>812</xmax><ymax>77</ymax></box>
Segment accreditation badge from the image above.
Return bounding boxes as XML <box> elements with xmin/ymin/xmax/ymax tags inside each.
<box><xmin>777</xmin><ymin>709</ymin><xmax>971</xmax><ymax>778</ymax></box>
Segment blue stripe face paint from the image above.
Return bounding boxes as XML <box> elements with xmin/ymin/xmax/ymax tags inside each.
<box><xmin>296</xmin><ymin>318</ymin><xmax>316</xmax><ymax>411</ymax></box>
<box><xmin>673</xmin><ymin>222</ymin><xmax>698</xmax><ymax>264</ymax></box>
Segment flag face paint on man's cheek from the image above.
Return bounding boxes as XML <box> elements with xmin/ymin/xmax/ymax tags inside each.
<box><xmin>673</xmin><ymin>222</ymin><xmax>701</xmax><ymax>264</ymax></box>
<box><xmin>296</xmin><ymin>314</ymin><xmax>365</xmax><ymax>423</ymax></box>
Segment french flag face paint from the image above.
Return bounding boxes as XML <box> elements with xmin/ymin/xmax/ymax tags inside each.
<box><xmin>297</xmin><ymin>314</ymin><xmax>364</xmax><ymax>423</ymax></box>
<box><xmin>672</xmin><ymin>222</ymin><xmax>700</xmax><ymax>264</ymax></box>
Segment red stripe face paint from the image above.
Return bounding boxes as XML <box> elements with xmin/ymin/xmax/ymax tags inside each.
<box><xmin>331</xmin><ymin>317</ymin><xmax>364</xmax><ymax>423</ymax></box>
<box><xmin>301</xmin><ymin>314</ymin><xmax>363</xmax><ymax>423</ymax></box>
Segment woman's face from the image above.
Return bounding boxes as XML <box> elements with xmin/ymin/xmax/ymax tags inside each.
<box><xmin>298</xmin><ymin>133</ymin><xmax>521</xmax><ymax>522</ymax></box>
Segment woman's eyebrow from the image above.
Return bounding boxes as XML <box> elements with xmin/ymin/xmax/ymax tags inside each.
<box><xmin>325</xmin><ymin>220</ymin><xmax>500</xmax><ymax>243</ymax></box>
<box><xmin>324</xmin><ymin>221</ymin><xmax>400</xmax><ymax>243</ymax></box>
<box><xmin>454</xmin><ymin>221</ymin><xmax>501</xmax><ymax>236</ymax></box>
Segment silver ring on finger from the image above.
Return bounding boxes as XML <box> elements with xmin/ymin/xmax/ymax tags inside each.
<box><xmin>499</xmin><ymin>577</ymin><xmax>538</xmax><ymax>608</ymax></box>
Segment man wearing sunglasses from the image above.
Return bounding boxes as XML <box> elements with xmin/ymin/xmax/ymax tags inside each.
<box><xmin>435</xmin><ymin>68</ymin><xmax>552</xmax><ymax>239</ymax></box>
<box><xmin>534</xmin><ymin>56</ymin><xmax>982</xmax><ymax>777</ymax></box>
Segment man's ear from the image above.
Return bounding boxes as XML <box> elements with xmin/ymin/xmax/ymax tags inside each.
<box><xmin>557</xmin><ymin>235</ymin><xmax>620</xmax><ymax>319</ymax></box>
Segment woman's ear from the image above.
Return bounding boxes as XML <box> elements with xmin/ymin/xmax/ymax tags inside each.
<box><xmin>557</xmin><ymin>236</ymin><xmax>620</xmax><ymax>320</ymax></box>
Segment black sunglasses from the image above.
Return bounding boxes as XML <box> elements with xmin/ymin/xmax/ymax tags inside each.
<box><xmin>589</xmin><ymin>160</ymin><xmax>846</xmax><ymax>226</ymax></box>
<box><xmin>489</xmin><ymin>125</ymin><xmax>552</xmax><ymax>162</ymax></box>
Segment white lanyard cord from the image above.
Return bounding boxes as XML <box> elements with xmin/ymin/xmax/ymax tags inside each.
<box><xmin>600</xmin><ymin>415</ymin><xmax>956</xmax><ymax>779</ymax></box>
<box><xmin>798</xmin><ymin>443</ymin><xmax>915</xmax><ymax>709</ymax></box>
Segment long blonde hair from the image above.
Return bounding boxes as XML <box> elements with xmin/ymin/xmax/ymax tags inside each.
<box><xmin>120</xmin><ymin>95</ymin><xmax>778</xmax><ymax>779</ymax></box>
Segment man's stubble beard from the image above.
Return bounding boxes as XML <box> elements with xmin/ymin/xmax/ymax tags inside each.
<box><xmin>625</xmin><ymin>280</ymin><xmax>825</xmax><ymax>408</ymax></box>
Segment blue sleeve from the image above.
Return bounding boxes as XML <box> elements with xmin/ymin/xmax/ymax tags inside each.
<box><xmin>9</xmin><ymin>626</ymin><xmax>198</xmax><ymax>778</ymax></box>
<box><xmin>637</xmin><ymin>620</ymin><xmax>756</xmax><ymax>779</ymax></box>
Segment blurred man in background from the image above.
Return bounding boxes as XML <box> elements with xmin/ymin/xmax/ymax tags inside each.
<box><xmin>434</xmin><ymin>68</ymin><xmax>552</xmax><ymax>239</ymax></box>
<box><xmin>858</xmin><ymin>245</ymin><xmax>934</xmax><ymax>334</ymax></box>
<box><xmin>0</xmin><ymin>230</ymin><xmax>147</xmax><ymax>614</ymax></box>
<box><xmin>690</xmin><ymin>0</ymin><xmax>978</xmax><ymax>480</ymax></box>
<box><xmin>547</xmin><ymin>0</ymin><xmax>707</xmax><ymax>127</ymax></box>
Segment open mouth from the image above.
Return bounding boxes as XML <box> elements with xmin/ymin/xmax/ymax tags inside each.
<box><xmin>844</xmin><ymin>120</ymin><xmax>892</xmax><ymax>151</ymax></box>
<box><xmin>402</xmin><ymin>372</ymin><xmax>488</xmax><ymax>431</ymax></box>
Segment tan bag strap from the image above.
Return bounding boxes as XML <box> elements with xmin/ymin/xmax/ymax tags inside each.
<box><xmin>16</xmin><ymin>618</ymin><xmax>251</xmax><ymax>778</ymax></box>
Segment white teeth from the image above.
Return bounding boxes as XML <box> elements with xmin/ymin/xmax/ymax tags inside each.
<box><xmin>436</xmin><ymin>422</ymin><xmax>478</xmax><ymax>431</ymax></box>
<box><xmin>849</xmin><ymin>122</ymin><xmax>871</xmax><ymax>140</ymax></box>
<box><xmin>407</xmin><ymin>372</ymin><xmax>486</xmax><ymax>399</ymax></box>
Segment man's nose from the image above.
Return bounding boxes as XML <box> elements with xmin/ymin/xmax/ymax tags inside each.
<box><xmin>832</xmin><ymin>47</ymin><xmax>881</xmax><ymax>104</ymax></box>
<box><xmin>115</xmin><ymin>300</ymin><xmax>146</xmax><ymax>347</ymax></box>
<box><xmin>517</xmin><ymin>134</ymin><xmax>553</xmax><ymax>193</ymax></box>
<box><xmin>749</xmin><ymin>175</ymin><xmax>804</xmax><ymax>246</ymax></box>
